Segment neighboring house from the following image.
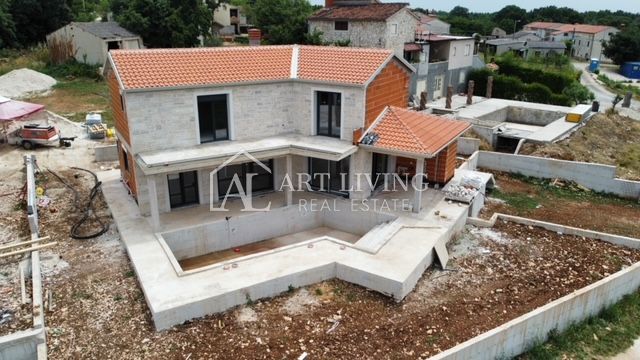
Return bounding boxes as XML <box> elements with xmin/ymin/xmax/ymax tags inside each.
<box><xmin>308</xmin><ymin>2</ymin><xmax>419</xmax><ymax>57</ymax></box>
<box><xmin>548</xmin><ymin>24</ymin><xmax>619</xmax><ymax>61</ymax></box>
<box><xmin>416</xmin><ymin>13</ymin><xmax>450</xmax><ymax>35</ymax></box>
<box><xmin>509</xmin><ymin>31</ymin><xmax>542</xmax><ymax>42</ymax></box>
<box><xmin>103</xmin><ymin>45</ymin><xmax>470</xmax><ymax>224</ymax></box>
<box><xmin>491</xmin><ymin>27</ymin><xmax>507</xmax><ymax>38</ymax></box>
<box><xmin>523</xmin><ymin>22</ymin><xmax>566</xmax><ymax>38</ymax></box>
<box><xmin>46</xmin><ymin>22</ymin><xmax>143</xmax><ymax>65</ymax></box>
<box><xmin>485</xmin><ymin>38</ymin><xmax>566</xmax><ymax>60</ymax></box>
<box><xmin>406</xmin><ymin>35</ymin><xmax>479</xmax><ymax>102</ymax></box>
<box><xmin>213</xmin><ymin>2</ymin><xmax>250</xmax><ymax>35</ymax></box>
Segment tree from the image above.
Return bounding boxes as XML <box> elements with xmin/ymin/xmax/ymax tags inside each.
<box><xmin>449</xmin><ymin>6</ymin><xmax>469</xmax><ymax>18</ymax></box>
<box><xmin>603</xmin><ymin>26</ymin><xmax>640</xmax><ymax>66</ymax></box>
<box><xmin>563</xmin><ymin>82</ymin><xmax>595</xmax><ymax>105</ymax></box>
<box><xmin>0</xmin><ymin>0</ymin><xmax>16</xmax><ymax>48</ymax></box>
<box><xmin>247</xmin><ymin>0</ymin><xmax>313</xmax><ymax>45</ymax></box>
<box><xmin>112</xmin><ymin>0</ymin><xmax>211</xmax><ymax>48</ymax></box>
<box><xmin>493</xmin><ymin>5</ymin><xmax>527</xmax><ymax>34</ymax></box>
<box><xmin>8</xmin><ymin>0</ymin><xmax>72</xmax><ymax>46</ymax></box>
<box><xmin>529</xmin><ymin>6</ymin><xmax>583</xmax><ymax>24</ymax></box>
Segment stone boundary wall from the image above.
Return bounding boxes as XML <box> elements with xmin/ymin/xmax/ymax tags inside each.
<box><xmin>456</xmin><ymin>138</ymin><xmax>480</xmax><ymax>156</ymax></box>
<box><xmin>95</xmin><ymin>144</ymin><xmax>118</xmax><ymax>162</ymax></box>
<box><xmin>427</xmin><ymin>214</ymin><xmax>640</xmax><ymax>360</ymax></box>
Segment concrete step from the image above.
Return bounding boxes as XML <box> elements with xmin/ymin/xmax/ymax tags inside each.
<box><xmin>355</xmin><ymin>221</ymin><xmax>400</xmax><ymax>253</ymax></box>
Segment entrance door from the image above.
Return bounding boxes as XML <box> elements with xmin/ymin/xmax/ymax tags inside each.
<box><xmin>309</xmin><ymin>157</ymin><xmax>350</xmax><ymax>196</ymax></box>
<box><xmin>434</xmin><ymin>75</ymin><xmax>445</xmax><ymax>99</ymax></box>
<box><xmin>371</xmin><ymin>153</ymin><xmax>388</xmax><ymax>190</ymax></box>
<box><xmin>168</xmin><ymin>171</ymin><xmax>199</xmax><ymax>208</ymax></box>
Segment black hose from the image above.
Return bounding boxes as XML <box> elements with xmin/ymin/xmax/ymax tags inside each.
<box><xmin>69</xmin><ymin>167</ymin><xmax>110</xmax><ymax>240</ymax></box>
<box><xmin>47</xmin><ymin>169</ymin><xmax>80</xmax><ymax>205</ymax></box>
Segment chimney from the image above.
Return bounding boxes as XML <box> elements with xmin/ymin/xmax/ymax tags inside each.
<box><xmin>326</xmin><ymin>0</ymin><xmax>335</xmax><ymax>7</ymax></box>
<box><xmin>248</xmin><ymin>28</ymin><xmax>261</xmax><ymax>46</ymax></box>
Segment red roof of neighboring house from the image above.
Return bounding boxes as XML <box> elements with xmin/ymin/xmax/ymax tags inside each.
<box><xmin>551</xmin><ymin>24</ymin><xmax>613</xmax><ymax>35</ymax></box>
<box><xmin>108</xmin><ymin>45</ymin><xmax>407</xmax><ymax>90</ymax></box>
<box><xmin>309</xmin><ymin>3</ymin><xmax>409</xmax><ymax>21</ymax></box>
<box><xmin>360</xmin><ymin>106</ymin><xmax>471</xmax><ymax>157</ymax></box>
<box><xmin>524</xmin><ymin>22</ymin><xmax>565</xmax><ymax>30</ymax></box>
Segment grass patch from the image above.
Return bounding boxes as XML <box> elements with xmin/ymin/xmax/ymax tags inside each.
<box><xmin>491</xmin><ymin>189</ymin><xmax>539</xmax><ymax>213</ymax></box>
<box><xmin>521</xmin><ymin>290</ymin><xmax>640</xmax><ymax>359</ymax></box>
<box><xmin>597</xmin><ymin>73</ymin><xmax>640</xmax><ymax>100</ymax></box>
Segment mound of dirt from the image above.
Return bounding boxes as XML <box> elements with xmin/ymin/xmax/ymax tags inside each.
<box><xmin>519</xmin><ymin>113</ymin><xmax>640</xmax><ymax>180</ymax></box>
<box><xmin>0</xmin><ymin>68</ymin><xmax>57</xmax><ymax>99</ymax></box>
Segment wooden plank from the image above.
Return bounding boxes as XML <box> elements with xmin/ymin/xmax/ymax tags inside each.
<box><xmin>0</xmin><ymin>236</ymin><xmax>51</xmax><ymax>251</ymax></box>
<box><xmin>0</xmin><ymin>242</ymin><xmax>57</xmax><ymax>258</ymax></box>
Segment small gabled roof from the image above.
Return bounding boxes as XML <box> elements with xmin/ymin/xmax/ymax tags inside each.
<box><xmin>73</xmin><ymin>22</ymin><xmax>139</xmax><ymax>39</ymax></box>
<box><xmin>309</xmin><ymin>3</ymin><xmax>409</xmax><ymax>21</ymax></box>
<box><xmin>108</xmin><ymin>45</ymin><xmax>413</xmax><ymax>91</ymax></box>
<box><xmin>360</xmin><ymin>106</ymin><xmax>471</xmax><ymax>158</ymax></box>
<box><xmin>551</xmin><ymin>24</ymin><xmax>614</xmax><ymax>35</ymax></box>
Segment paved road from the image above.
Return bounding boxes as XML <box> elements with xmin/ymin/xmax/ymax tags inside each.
<box><xmin>572</xmin><ymin>62</ymin><xmax>617</xmax><ymax>109</ymax></box>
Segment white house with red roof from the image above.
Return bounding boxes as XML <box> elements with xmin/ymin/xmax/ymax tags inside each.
<box><xmin>103</xmin><ymin>45</ymin><xmax>471</xmax><ymax>228</ymax></box>
<box><xmin>524</xmin><ymin>22</ymin><xmax>619</xmax><ymax>61</ymax></box>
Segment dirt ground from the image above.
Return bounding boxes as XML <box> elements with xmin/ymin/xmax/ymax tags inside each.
<box><xmin>481</xmin><ymin>172</ymin><xmax>640</xmax><ymax>239</ymax></box>
<box><xmin>519</xmin><ymin>113</ymin><xmax>640</xmax><ymax>180</ymax></box>
<box><xmin>13</xmin><ymin>168</ymin><xmax>637</xmax><ymax>360</ymax></box>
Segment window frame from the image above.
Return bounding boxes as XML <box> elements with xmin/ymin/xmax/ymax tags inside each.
<box><xmin>334</xmin><ymin>21</ymin><xmax>349</xmax><ymax>31</ymax></box>
<box><xmin>314</xmin><ymin>91</ymin><xmax>342</xmax><ymax>139</ymax></box>
<box><xmin>195</xmin><ymin>92</ymin><xmax>233</xmax><ymax>144</ymax></box>
<box><xmin>390</xmin><ymin>23</ymin><xmax>398</xmax><ymax>35</ymax></box>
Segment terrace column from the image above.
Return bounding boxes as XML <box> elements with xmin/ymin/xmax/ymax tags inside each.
<box><xmin>445</xmin><ymin>86</ymin><xmax>453</xmax><ymax>109</ymax></box>
<box><xmin>413</xmin><ymin>158</ymin><xmax>425</xmax><ymax>214</ymax></box>
<box><xmin>467</xmin><ymin>80</ymin><xmax>475</xmax><ymax>105</ymax></box>
<box><xmin>622</xmin><ymin>92</ymin><xmax>632</xmax><ymax>108</ymax></box>
<box><xmin>147</xmin><ymin>176</ymin><xmax>160</xmax><ymax>232</ymax></box>
<box><xmin>419</xmin><ymin>91</ymin><xmax>428</xmax><ymax>110</ymax></box>
<box><xmin>285</xmin><ymin>155</ymin><xmax>293</xmax><ymax>206</ymax></box>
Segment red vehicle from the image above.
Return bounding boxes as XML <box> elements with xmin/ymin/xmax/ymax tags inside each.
<box><xmin>7</xmin><ymin>124</ymin><xmax>76</xmax><ymax>149</ymax></box>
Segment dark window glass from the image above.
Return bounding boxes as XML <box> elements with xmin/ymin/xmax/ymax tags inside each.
<box><xmin>335</xmin><ymin>21</ymin><xmax>348</xmax><ymax>31</ymax></box>
<box><xmin>168</xmin><ymin>171</ymin><xmax>199</xmax><ymax>208</ymax></box>
<box><xmin>198</xmin><ymin>94</ymin><xmax>229</xmax><ymax>143</ymax></box>
<box><xmin>316</xmin><ymin>92</ymin><xmax>341</xmax><ymax>138</ymax></box>
<box><xmin>309</xmin><ymin>157</ymin><xmax>349</xmax><ymax>196</ymax></box>
<box><xmin>217</xmin><ymin>160</ymin><xmax>274</xmax><ymax>197</ymax></box>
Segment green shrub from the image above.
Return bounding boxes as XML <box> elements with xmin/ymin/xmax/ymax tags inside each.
<box><xmin>521</xmin><ymin>82</ymin><xmax>553</xmax><ymax>103</ymax></box>
<box><xmin>550</xmin><ymin>93</ymin><xmax>573</xmax><ymax>106</ymax></box>
<box><xmin>43</xmin><ymin>60</ymin><xmax>101</xmax><ymax>79</ymax></box>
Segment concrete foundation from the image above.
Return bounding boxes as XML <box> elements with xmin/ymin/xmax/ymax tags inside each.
<box><xmin>99</xmin><ymin>169</ymin><xmax>469</xmax><ymax>330</ymax></box>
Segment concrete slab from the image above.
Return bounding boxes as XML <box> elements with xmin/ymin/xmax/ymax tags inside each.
<box><xmin>99</xmin><ymin>170</ymin><xmax>469</xmax><ymax>330</ymax></box>
<box><xmin>525</xmin><ymin>117</ymin><xmax>581</xmax><ymax>142</ymax></box>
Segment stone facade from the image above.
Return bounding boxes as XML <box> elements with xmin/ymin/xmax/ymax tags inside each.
<box><xmin>309</xmin><ymin>8</ymin><xmax>418</xmax><ymax>58</ymax></box>
<box><xmin>123</xmin><ymin>82</ymin><xmax>366</xmax><ymax>154</ymax></box>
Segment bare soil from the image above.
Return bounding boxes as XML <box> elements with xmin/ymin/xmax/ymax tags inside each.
<box><xmin>32</xmin><ymin>171</ymin><xmax>640</xmax><ymax>359</ymax></box>
<box><xmin>481</xmin><ymin>172</ymin><xmax>640</xmax><ymax>239</ymax></box>
<box><xmin>519</xmin><ymin>113</ymin><xmax>640</xmax><ymax>180</ymax></box>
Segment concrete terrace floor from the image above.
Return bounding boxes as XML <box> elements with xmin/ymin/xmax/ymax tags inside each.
<box><xmin>99</xmin><ymin>169</ymin><xmax>468</xmax><ymax>330</ymax></box>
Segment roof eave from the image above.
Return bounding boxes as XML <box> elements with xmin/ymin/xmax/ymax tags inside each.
<box><xmin>121</xmin><ymin>78</ymin><xmax>367</xmax><ymax>93</ymax></box>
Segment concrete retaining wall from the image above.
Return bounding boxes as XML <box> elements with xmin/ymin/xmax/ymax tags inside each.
<box><xmin>95</xmin><ymin>144</ymin><xmax>118</xmax><ymax>162</ymax></box>
<box><xmin>429</xmin><ymin>214</ymin><xmax>640</xmax><ymax>360</ymax></box>
<box><xmin>456</xmin><ymin>138</ymin><xmax>480</xmax><ymax>156</ymax></box>
<box><xmin>473</xmin><ymin>151</ymin><xmax>640</xmax><ymax>200</ymax></box>
<box><xmin>161</xmin><ymin>205</ymin><xmax>396</xmax><ymax>262</ymax></box>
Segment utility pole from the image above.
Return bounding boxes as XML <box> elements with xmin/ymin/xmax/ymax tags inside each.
<box><xmin>513</xmin><ymin>20</ymin><xmax>521</xmax><ymax>39</ymax></box>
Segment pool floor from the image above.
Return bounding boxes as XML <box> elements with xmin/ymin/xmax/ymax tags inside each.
<box><xmin>179</xmin><ymin>226</ymin><xmax>360</xmax><ymax>271</ymax></box>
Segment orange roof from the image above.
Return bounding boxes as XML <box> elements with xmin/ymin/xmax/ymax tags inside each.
<box><xmin>525</xmin><ymin>22</ymin><xmax>565</xmax><ymax>30</ymax></box>
<box><xmin>360</xmin><ymin>106</ymin><xmax>471</xmax><ymax>157</ymax></box>
<box><xmin>109</xmin><ymin>45</ymin><xmax>402</xmax><ymax>90</ymax></box>
<box><xmin>552</xmin><ymin>24</ymin><xmax>613</xmax><ymax>35</ymax></box>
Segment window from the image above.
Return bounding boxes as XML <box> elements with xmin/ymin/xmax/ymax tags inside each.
<box><xmin>335</xmin><ymin>21</ymin><xmax>348</xmax><ymax>31</ymax></box>
<box><xmin>390</xmin><ymin>23</ymin><xmax>398</xmax><ymax>35</ymax></box>
<box><xmin>452</xmin><ymin>46</ymin><xmax>457</xmax><ymax>56</ymax></box>
<box><xmin>122</xmin><ymin>148</ymin><xmax>129</xmax><ymax>171</ymax></box>
<box><xmin>309</xmin><ymin>157</ymin><xmax>350</xmax><ymax>196</ymax></box>
<box><xmin>107</xmin><ymin>41</ymin><xmax>120</xmax><ymax>50</ymax></box>
<box><xmin>197</xmin><ymin>94</ymin><xmax>229</xmax><ymax>143</ymax></box>
<box><xmin>464</xmin><ymin>44</ymin><xmax>471</xmax><ymax>56</ymax></box>
<box><xmin>217</xmin><ymin>160</ymin><xmax>274</xmax><ymax>197</ymax></box>
<box><xmin>578</xmin><ymin>40</ymin><xmax>581</xmax><ymax>46</ymax></box>
<box><xmin>316</xmin><ymin>91</ymin><xmax>341</xmax><ymax>138</ymax></box>
<box><xmin>120</xmin><ymin>94</ymin><xmax>125</xmax><ymax>112</ymax></box>
<box><xmin>168</xmin><ymin>171</ymin><xmax>199</xmax><ymax>208</ymax></box>
<box><xmin>587</xmin><ymin>41</ymin><xmax>590</xmax><ymax>46</ymax></box>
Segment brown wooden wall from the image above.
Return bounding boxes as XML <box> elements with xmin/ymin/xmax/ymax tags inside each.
<box><xmin>364</xmin><ymin>59</ymin><xmax>411</xmax><ymax>128</ymax></box>
<box><xmin>108</xmin><ymin>71</ymin><xmax>131</xmax><ymax>146</ymax></box>
<box><xmin>394</xmin><ymin>142</ymin><xmax>459</xmax><ymax>185</ymax></box>
<box><xmin>117</xmin><ymin>140</ymin><xmax>137</xmax><ymax>199</ymax></box>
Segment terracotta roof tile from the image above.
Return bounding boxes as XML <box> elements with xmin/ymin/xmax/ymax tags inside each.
<box><xmin>297</xmin><ymin>46</ymin><xmax>393</xmax><ymax>85</ymax></box>
<box><xmin>552</xmin><ymin>24</ymin><xmax>613</xmax><ymax>35</ymax></box>
<box><xmin>309</xmin><ymin>3</ymin><xmax>408</xmax><ymax>21</ymax></box>
<box><xmin>109</xmin><ymin>45</ymin><xmax>397</xmax><ymax>90</ymax></box>
<box><xmin>362</xmin><ymin>106</ymin><xmax>471</xmax><ymax>157</ymax></box>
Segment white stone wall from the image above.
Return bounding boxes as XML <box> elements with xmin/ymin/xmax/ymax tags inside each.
<box><xmin>310</xmin><ymin>20</ymin><xmax>387</xmax><ymax>49</ymax></box>
<box><xmin>385</xmin><ymin>10</ymin><xmax>419</xmax><ymax>58</ymax></box>
<box><xmin>124</xmin><ymin>81</ymin><xmax>366</xmax><ymax>154</ymax></box>
<box><xmin>447</xmin><ymin>39</ymin><xmax>475</xmax><ymax>70</ymax></box>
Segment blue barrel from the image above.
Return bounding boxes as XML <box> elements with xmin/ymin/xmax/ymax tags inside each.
<box><xmin>589</xmin><ymin>58</ymin><xmax>600</xmax><ymax>72</ymax></box>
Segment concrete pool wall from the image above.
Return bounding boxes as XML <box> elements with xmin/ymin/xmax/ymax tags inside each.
<box><xmin>160</xmin><ymin>202</ymin><xmax>397</xmax><ymax>263</ymax></box>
